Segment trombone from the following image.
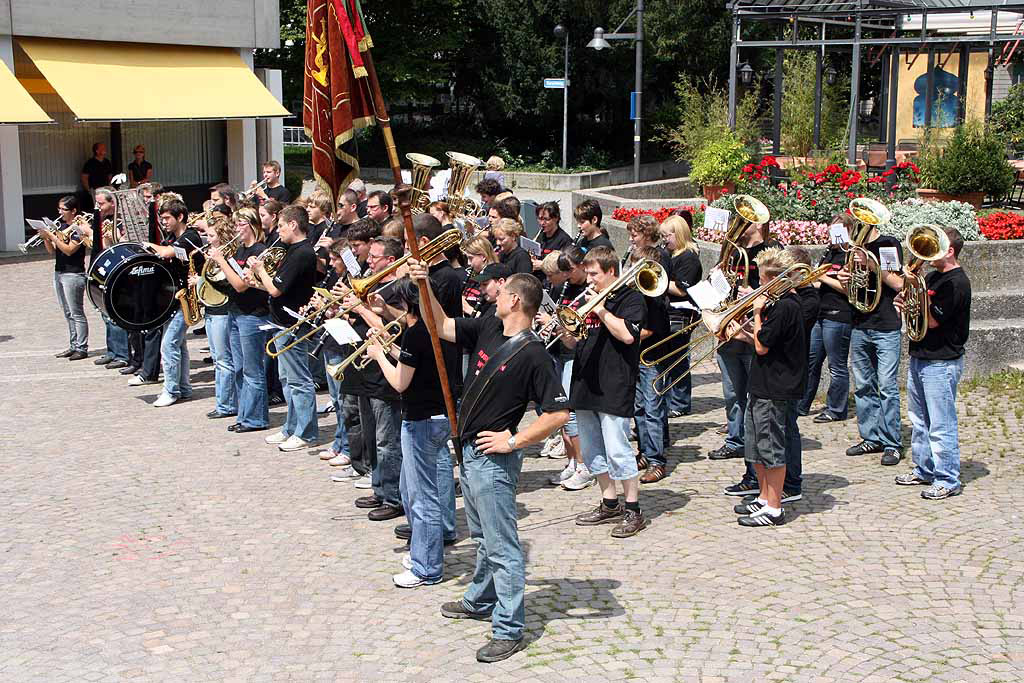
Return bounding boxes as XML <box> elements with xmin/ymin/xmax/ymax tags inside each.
<box><xmin>553</xmin><ymin>259</ymin><xmax>667</xmax><ymax>341</ymax></box>
<box><xmin>266</xmin><ymin>228</ymin><xmax>464</xmax><ymax>357</ymax></box>
<box><xmin>325</xmin><ymin>321</ymin><xmax>404</xmax><ymax>381</ymax></box>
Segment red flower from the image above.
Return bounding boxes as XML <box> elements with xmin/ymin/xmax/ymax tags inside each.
<box><xmin>810</xmin><ymin>200</ymin><xmax>817</xmax><ymax>206</ymax></box>
<box><xmin>881</xmin><ymin>169</ymin><xmax>894</xmax><ymax>177</ymax></box>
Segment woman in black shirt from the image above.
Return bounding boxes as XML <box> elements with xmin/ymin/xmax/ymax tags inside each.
<box><xmin>210</xmin><ymin>207</ymin><xmax>271</xmax><ymax>432</ymax></box>
<box><xmin>195</xmin><ymin>214</ymin><xmax>238</xmax><ymax>419</ymax></box>
<box><xmin>493</xmin><ymin>218</ymin><xmax>533</xmax><ymax>274</ymax></box>
<box><xmin>657</xmin><ymin>215</ymin><xmax>702</xmax><ymax>417</ymax></box>
<box><xmin>128</xmin><ymin>145</ymin><xmax>154</xmax><ymax>188</ymax></box>
<box><xmin>43</xmin><ymin>195</ymin><xmax>90</xmax><ymax>360</ymax></box>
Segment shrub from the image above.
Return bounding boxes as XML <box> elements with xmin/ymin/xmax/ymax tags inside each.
<box><xmin>689</xmin><ymin>134</ymin><xmax>750</xmax><ymax>187</ymax></box>
<box><xmin>977</xmin><ymin>211</ymin><xmax>1024</xmax><ymax>240</ymax></box>
<box><xmin>885</xmin><ymin>199</ymin><xmax>982</xmax><ymax>241</ymax></box>
<box><xmin>655</xmin><ymin>74</ymin><xmax>761</xmax><ymax>163</ymax></box>
<box><xmin>918</xmin><ymin>121</ymin><xmax>1016</xmax><ymax>197</ymax></box>
<box><xmin>990</xmin><ymin>83</ymin><xmax>1024</xmax><ymax>149</ymax></box>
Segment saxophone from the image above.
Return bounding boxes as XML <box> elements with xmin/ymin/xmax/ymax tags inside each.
<box><xmin>175</xmin><ymin>250</ymin><xmax>204</xmax><ymax>326</ymax></box>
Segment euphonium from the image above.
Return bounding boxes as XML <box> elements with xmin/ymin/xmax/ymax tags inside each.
<box><xmin>554</xmin><ymin>260</ymin><xmax>668</xmax><ymax>341</ymax></box>
<box><xmin>325</xmin><ymin>321</ymin><xmax>404</xmax><ymax>381</ymax></box>
<box><xmin>719</xmin><ymin>195</ymin><xmax>770</xmax><ymax>289</ymax></box>
<box><xmin>844</xmin><ymin>197</ymin><xmax>889</xmax><ymax>313</ymax></box>
<box><xmin>175</xmin><ymin>251</ymin><xmax>204</xmax><ymax>327</ymax></box>
<box><xmin>444</xmin><ymin>152</ymin><xmax>483</xmax><ymax>219</ymax></box>
<box><xmin>407</xmin><ymin>153</ymin><xmax>441</xmax><ymax>214</ymax></box>
<box><xmin>901</xmin><ymin>224</ymin><xmax>950</xmax><ymax>342</ymax></box>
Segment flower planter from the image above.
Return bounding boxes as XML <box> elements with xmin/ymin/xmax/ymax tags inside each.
<box><xmin>702</xmin><ymin>182</ymin><xmax>735</xmax><ymax>202</ymax></box>
<box><xmin>916</xmin><ymin>188</ymin><xmax>985</xmax><ymax>209</ymax></box>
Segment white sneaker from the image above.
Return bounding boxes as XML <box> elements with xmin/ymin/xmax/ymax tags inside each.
<box><xmin>353</xmin><ymin>475</ymin><xmax>373</xmax><ymax>489</ymax></box>
<box><xmin>330</xmin><ymin>465</ymin><xmax>359</xmax><ymax>482</ymax></box>
<box><xmin>153</xmin><ymin>393</ymin><xmax>178</xmax><ymax>408</ymax></box>
<box><xmin>265</xmin><ymin>430</ymin><xmax>288</xmax><ymax>445</ymax></box>
<box><xmin>317</xmin><ymin>402</ymin><xmax>335</xmax><ymax>415</ymax></box>
<box><xmin>392</xmin><ymin>569</ymin><xmax>440</xmax><ymax>589</ymax></box>
<box><xmin>562</xmin><ymin>464</ymin><xmax>596</xmax><ymax>491</ymax></box>
<box><xmin>402</xmin><ymin>553</ymin><xmax>413</xmax><ymax>570</ymax></box>
<box><xmin>127</xmin><ymin>374</ymin><xmax>157</xmax><ymax>386</ymax></box>
<box><xmin>278</xmin><ymin>435</ymin><xmax>311</xmax><ymax>452</ymax></box>
<box><xmin>539</xmin><ymin>434</ymin><xmax>559</xmax><ymax>457</ymax></box>
<box><xmin>328</xmin><ymin>453</ymin><xmax>352</xmax><ymax>467</ymax></box>
<box><xmin>546</xmin><ymin>438</ymin><xmax>566</xmax><ymax>459</ymax></box>
<box><xmin>549</xmin><ymin>460</ymin><xmax>576</xmax><ymax>486</ymax></box>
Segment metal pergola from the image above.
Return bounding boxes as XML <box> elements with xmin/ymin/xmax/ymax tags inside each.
<box><xmin>727</xmin><ymin>1</ymin><xmax>1024</xmax><ymax>168</ymax></box>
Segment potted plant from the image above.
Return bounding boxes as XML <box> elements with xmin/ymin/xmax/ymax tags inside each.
<box><xmin>917</xmin><ymin>121</ymin><xmax>1016</xmax><ymax>209</ymax></box>
<box><xmin>689</xmin><ymin>133</ymin><xmax>750</xmax><ymax>201</ymax></box>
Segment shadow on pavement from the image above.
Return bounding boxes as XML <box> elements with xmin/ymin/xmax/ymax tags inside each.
<box><xmin>523</xmin><ymin>576</ymin><xmax>625</xmax><ymax>644</ymax></box>
<box><xmin>790</xmin><ymin>472</ymin><xmax>851</xmax><ymax>518</ymax></box>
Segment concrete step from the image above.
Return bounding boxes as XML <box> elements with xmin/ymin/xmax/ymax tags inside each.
<box><xmin>965</xmin><ymin>317</ymin><xmax>1024</xmax><ymax>378</ymax></box>
<box><xmin>971</xmin><ymin>290</ymin><xmax>1024</xmax><ymax>321</ymax></box>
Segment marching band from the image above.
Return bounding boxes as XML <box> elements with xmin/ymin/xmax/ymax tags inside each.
<box><xmin>31</xmin><ymin>153</ymin><xmax>973</xmax><ymax>663</ymax></box>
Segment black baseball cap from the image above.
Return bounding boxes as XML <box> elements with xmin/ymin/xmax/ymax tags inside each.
<box><xmin>471</xmin><ymin>263</ymin><xmax>512</xmax><ymax>283</ymax></box>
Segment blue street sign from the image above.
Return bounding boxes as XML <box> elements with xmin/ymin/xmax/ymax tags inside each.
<box><xmin>630</xmin><ymin>92</ymin><xmax>640</xmax><ymax>120</ymax></box>
<box><xmin>544</xmin><ymin>78</ymin><xmax>567</xmax><ymax>89</ymax></box>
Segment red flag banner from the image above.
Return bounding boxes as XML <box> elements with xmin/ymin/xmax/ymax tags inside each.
<box><xmin>303</xmin><ymin>0</ymin><xmax>376</xmax><ymax>204</ymax></box>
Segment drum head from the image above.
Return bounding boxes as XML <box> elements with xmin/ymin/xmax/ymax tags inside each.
<box><xmin>107</xmin><ymin>255</ymin><xmax>180</xmax><ymax>331</ymax></box>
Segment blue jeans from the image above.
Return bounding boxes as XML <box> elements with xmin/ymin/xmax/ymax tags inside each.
<box><xmin>783</xmin><ymin>400</ymin><xmax>802</xmax><ymax>493</ymax></box>
<box><xmin>907</xmin><ymin>357</ymin><xmax>964</xmax><ymax>489</ymax></box>
<box><xmin>400</xmin><ymin>417</ymin><xmax>450</xmax><ymax>581</ymax></box>
<box><xmin>717</xmin><ymin>342</ymin><xmax>753</xmax><ymax>451</ymax></box>
<box><xmin>665</xmin><ymin>318</ymin><xmax>694</xmax><ymax>414</ymax></box>
<box><xmin>160</xmin><ymin>309</ymin><xmax>192</xmax><ymax>398</ymax></box>
<box><xmin>459</xmin><ymin>442</ymin><xmax>525</xmax><ymax>640</ymax></box>
<box><xmin>323</xmin><ymin>348</ymin><xmax>351</xmax><ymax>455</ymax></box>
<box><xmin>634</xmin><ymin>363</ymin><xmax>666</xmax><ymax>466</ymax></box>
<box><xmin>801</xmin><ymin>319</ymin><xmax>852</xmax><ymax>418</ymax></box>
<box><xmin>229</xmin><ymin>312</ymin><xmax>269</xmax><ymax>429</ymax></box>
<box><xmin>576</xmin><ymin>410</ymin><xmax>637</xmax><ymax>480</ymax></box>
<box><xmin>104</xmin><ymin>317</ymin><xmax>129</xmax><ymax>361</ymax></box>
<box><xmin>54</xmin><ymin>272</ymin><xmax>88</xmax><ymax>352</ymax></box>
<box><xmin>437</xmin><ymin>434</ymin><xmax>456</xmax><ymax>541</ymax></box>
<box><xmin>274</xmin><ymin>331</ymin><xmax>318</xmax><ymax>441</ymax></box>
<box><xmin>850</xmin><ymin>328</ymin><xmax>902</xmax><ymax>450</ymax></box>
<box><xmin>205</xmin><ymin>314</ymin><xmax>236</xmax><ymax>416</ymax></box>
<box><xmin>363</xmin><ymin>397</ymin><xmax>402</xmax><ymax>506</ymax></box>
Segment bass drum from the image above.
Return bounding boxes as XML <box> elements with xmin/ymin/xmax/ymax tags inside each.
<box><xmin>88</xmin><ymin>243</ymin><xmax>184</xmax><ymax>331</ymax></box>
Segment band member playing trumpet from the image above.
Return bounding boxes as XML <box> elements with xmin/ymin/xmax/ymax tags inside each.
<box><xmin>210</xmin><ymin>209</ymin><xmax>272</xmax><ymax>433</ymax></box>
<box><xmin>724</xmin><ymin>248</ymin><xmax>807</xmax><ymax>527</ymax></box>
<box><xmin>249</xmin><ymin>160</ymin><xmax>291</xmax><ymax>205</ymax></box>
<box><xmin>563</xmin><ymin>246</ymin><xmax>650</xmax><ymax>538</ymax></box>
<box><xmin>894</xmin><ymin>227</ymin><xmax>971</xmax><ymax>500</ymax></box>
<box><xmin>146</xmin><ymin>199</ymin><xmax>202</xmax><ymax>407</ymax></box>
<box><xmin>408</xmin><ymin>260</ymin><xmax>569</xmax><ymax>663</ymax></box>
<box><xmin>255</xmin><ymin>205</ymin><xmax>320</xmax><ymax>451</ymax></box>
<box><xmin>43</xmin><ymin>196</ymin><xmax>90</xmax><ymax>360</ymax></box>
<box><xmin>837</xmin><ymin>223</ymin><xmax>904</xmax><ymax>465</ymax></box>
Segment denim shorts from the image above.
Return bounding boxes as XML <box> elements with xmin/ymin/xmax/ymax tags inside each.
<box><xmin>743</xmin><ymin>397</ymin><xmax>793</xmax><ymax>469</ymax></box>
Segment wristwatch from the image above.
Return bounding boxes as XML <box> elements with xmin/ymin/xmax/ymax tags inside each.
<box><xmin>507</xmin><ymin>435</ymin><xmax>517</xmax><ymax>451</ymax></box>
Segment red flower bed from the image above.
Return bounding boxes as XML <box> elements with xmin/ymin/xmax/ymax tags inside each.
<box><xmin>611</xmin><ymin>205</ymin><xmax>706</xmax><ymax>224</ymax></box>
<box><xmin>978</xmin><ymin>212</ymin><xmax>1024</xmax><ymax>240</ymax></box>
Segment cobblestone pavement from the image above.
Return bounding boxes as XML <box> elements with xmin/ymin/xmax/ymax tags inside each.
<box><xmin>2</xmin><ymin>257</ymin><xmax>1022</xmax><ymax>683</ymax></box>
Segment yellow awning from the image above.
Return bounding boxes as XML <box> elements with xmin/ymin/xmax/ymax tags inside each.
<box><xmin>0</xmin><ymin>60</ymin><xmax>52</xmax><ymax>124</ymax></box>
<box><xmin>17</xmin><ymin>38</ymin><xmax>291</xmax><ymax>122</ymax></box>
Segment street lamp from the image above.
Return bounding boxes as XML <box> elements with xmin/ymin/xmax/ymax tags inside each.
<box><xmin>825</xmin><ymin>65</ymin><xmax>838</xmax><ymax>86</ymax></box>
<box><xmin>554</xmin><ymin>24</ymin><xmax>569</xmax><ymax>170</ymax></box>
<box><xmin>586</xmin><ymin>0</ymin><xmax>644</xmax><ymax>184</ymax></box>
<box><xmin>739</xmin><ymin>62</ymin><xmax>754</xmax><ymax>86</ymax></box>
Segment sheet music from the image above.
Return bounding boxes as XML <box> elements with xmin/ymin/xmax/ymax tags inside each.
<box><xmin>687</xmin><ymin>280</ymin><xmax>727</xmax><ymax>311</ymax></box>
<box><xmin>829</xmin><ymin>224</ymin><xmax>851</xmax><ymax>245</ymax></box>
<box><xmin>709</xmin><ymin>267</ymin><xmax>733</xmax><ymax>298</ymax></box>
<box><xmin>704</xmin><ymin>207</ymin><xmax>731</xmax><ymax>233</ymax></box>
<box><xmin>26</xmin><ymin>219</ymin><xmax>49</xmax><ymax>233</ymax></box>
<box><xmin>540</xmin><ymin>290</ymin><xmax>557</xmax><ymax>315</ymax></box>
<box><xmin>519</xmin><ymin>236</ymin><xmax>542</xmax><ymax>257</ymax></box>
<box><xmin>341</xmin><ymin>248</ymin><xmax>362</xmax><ymax>277</ymax></box>
<box><xmin>324</xmin><ymin>318</ymin><xmax>363</xmax><ymax>346</ymax></box>
<box><xmin>878</xmin><ymin>246</ymin><xmax>900</xmax><ymax>271</ymax></box>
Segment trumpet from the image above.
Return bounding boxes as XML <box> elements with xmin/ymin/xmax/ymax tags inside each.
<box><xmin>325</xmin><ymin>321</ymin><xmax>404</xmax><ymax>381</ymax></box>
<box><xmin>239</xmin><ymin>178</ymin><xmax>270</xmax><ymax>202</ymax></box>
<box><xmin>552</xmin><ymin>259</ymin><xmax>667</xmax><ymax>341</ymax></box>
<box><xmin>646</xmin><ymin>263</ymin><xmax>830</xmax><ymax>396</ymax></box>
<box><xmin>19</xmin><ymin>214</ymin><xmax>94</xmax><ymax>253</ymax></box>
<box><xmin>537</xmin><ymin>285</ymin><xmax>594</xmax><ymax>349</ymax></box>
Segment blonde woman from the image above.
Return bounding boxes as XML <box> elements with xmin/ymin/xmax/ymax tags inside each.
<box><xmin>657</xmin><ymin>214</ymin><xmax>703</xmax><ymax>419</ymax></box>
<box><xmin>461</xmin><ymin>234</ymin><xmax>498</xmax><ymax>316</ymax></box>
<box><xmin>492</xmin><ymin>217</ymin><xmax>531</xmax><ymax>274</ymax></box>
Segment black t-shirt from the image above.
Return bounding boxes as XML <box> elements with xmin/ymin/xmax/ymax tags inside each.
<box><xmin>538</xmin><ymin>228</ymin><xmax>573</xmax><ymax>258</ymax></box>
<box><xmin>356</xmin><ymin>199</ymin><xmax>368</xmax><ymax>218</ymax></box>
<box><xmin>570</xmin><ymin>287</ymin><xmax>646</xmax><ymax>417</ymax></box>
<box><xmin>398</xmin><ymin>319</ymin><xmax>447</xmax><ymax>421</ymax></box>
<box><xmin>167</xmin><ymin>227</ymin><xmax>202</xmax><ymax>257</ymax></box>
<box><xmin>852</xmin><ymin>234</ymin><xmax>903</xmax><ymax>331</ymax></box>
<box><xmin>909</xmin><ymin>267</ymin><xmax>971</xmax><ymax>360</ymax></box>
<box><xmin>128</xmin><ymin>160</ymin><xmax>152</xmax><ymax>184</ymax></box>
<box><xmin>82</xmin><ymin>157</ymin><xmax>113</xmax><ymax>190</ymax></box>
<box><xmin>797</xmin><ymin>286</ymin><xmax>820</xmax><ymax>345</ymax></box>
<box><xmin>578</xmin><ymin>234</ymin><xmax>613</xmax><ymax>254</ymax></box>
<box><xmin>308</xmin><ymin>220</ymin><xmax>329</xmax><ymax>246</ymax></box>
<box><xmin>229</xmin><ymin>242</ymin><xmax>270</xmax><ymax>316</ymax></box>
<box><xmin>429</xmin><ymin>261</ymin><xmax>464</xmax><ymax>319</ymax></box>
<box><xmin>500</xmin><ymin>246</ymin><xmax>533</xmax><ymax>275</ymax></box>
<box><xmin>641</xmin><ymin>294</ymin><xmax>671</xmax><ymax>352</ymax></box>
<box><xmin>264</xmin><ymin>185</ymin><xmax>292</xmax><ymax>204</ymax></box>
<box><xmin>667</xmin><ymin>250</ymin><xmax>702</xmax><ymax>322</ymax></box>
<box><xmin>816</xmin><ymin>245</ymin><xmax>853</xmax><ymax>324</ymax></box>
<box><xmin>728</xmin><ymin>241</ymin><xmax>772</xmax><ymax>291</ymax></box>
<box><xmin>53</xmin><ymin>220</ymin><xmax>87</xmax><ymax>273</ymax></box>
<box><xmin>462</xmin><ymin>271</ymin><xmax>485</xmax><ymax>315</ymax></box>
<box><xmin>455</xmin><ymin>315</ymin><xmax>568</xmax><ymax>442</ymax></box>
<box><xmin>748</xmin><ymin>293</ymin><xmax>808</xmax><ymax>401</ymax></box>
<box><xmin>340</xmin><ymin>284</ymin><xmax>403</xmax><ymax>402</ymax></box>
<box><xmin>269</xmin><ymin>239</ymin><xmax>318</xmax><ymax>327</ymax></box>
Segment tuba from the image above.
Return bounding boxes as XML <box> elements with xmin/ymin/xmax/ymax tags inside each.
<box><xmin>444</xmin><ymin>152</ymin><xmax>484</xmax><ymax>220</ymax></box>
<box><xmin>844</xmin><ymin>197</ymin><xmax>889</xmax><ymax>313</ymax></box>
<box><xmin>901</xmin><ymin>224</ymin><xmax>950</xmax><ymax>342</ymax></box>
<box><xmin>719</xmin><ymin>195</ymin><xmax>770</xmax><ymax>289</ymax></box>
<box><xmin>553</xmin><ymin>259</ymin><xmax>668</xmax><ymax>341</ymax></box>
<box><xmin>407</xmin><ymin>153</ymin><xmax>441</xmax><ymax>214</ymax></box>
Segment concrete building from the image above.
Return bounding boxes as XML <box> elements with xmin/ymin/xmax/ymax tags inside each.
<box><xmin>0</xmin><ymin>0</ymin><xmax>288</xmax><ymax>251</ymax></box>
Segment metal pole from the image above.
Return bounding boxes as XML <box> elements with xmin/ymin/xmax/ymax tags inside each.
<box><xmin>813</xmin><ymin>24</ymin><xmax>824</xmax><ymax>151</ymax></box>
<box><xmin>878</xmin><ymin>49</ymin><xmax>889</xmax><ymax>143</ymax></box>
<box><xmin>847</xmin><ymin>14</ymin><xmax>862</xmax><ymax>168</ymax></box>
<box><xmin>633</xmin><ymin>0</ymin><xmax>644</xmax><ymax>184</ymax></box>
<box><xmin>885</xmin><ymin>45</ymin><xmax>899</xmax><ymax>170</ymax></box>
<box><xmin>728</xmin><ymin>15</ymin><xmax>739</xmax><ymax>129</ymax></box>
<box><xmin>924</xmin><ymin>49</ymin><xmax>935</xmax><ymax>127</ymax></box>
<box><xmin>772</xmin><ymin>46</ymin><xmax>782</xmax><ymax>156</ymax></box>
<box><xmin>562</xmin><ymin>30</ymin><xmax>569</xmax><ymax>170</ymax></box>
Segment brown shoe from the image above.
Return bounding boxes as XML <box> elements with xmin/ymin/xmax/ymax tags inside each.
<box><xmin>355</xmin><ymin>495</ymin><xmax>383</xmax><ymax>509</ymax></box>
<box><xmin>635</xmin><ymin>453</ymin><xmax>649</xmax><ymax>471</ymax></box>
<box><xmin>611</xmin><ymin>509</ymin><xmax>650</xmax><ymax>538</ymax></box>
<box><xmin>639</xmin><ymin>464</ymin><xmax>666</xmax><ymax>484</ymax></box>
<box><xmin>575</xmin><ymin>502</ymin><xmax>623</xmax><ymax>526</ymax></box>
<box><xmin>367</xmin><ymin>504</ymin><xmax>404</xmax><ymax>521</ymax></box>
